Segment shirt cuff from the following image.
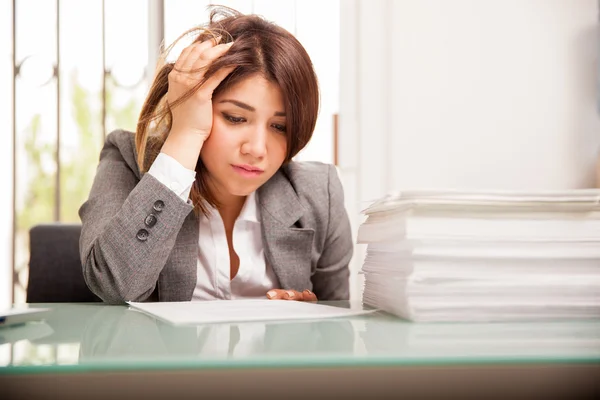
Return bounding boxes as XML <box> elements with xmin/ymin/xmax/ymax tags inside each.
<box><xmin>148</xmin><ymin>153</ymin><xmax>196</xmax><ymax>202</ymax></box>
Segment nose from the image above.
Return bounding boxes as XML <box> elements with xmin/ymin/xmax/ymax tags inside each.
<box><xmin>241</xmin><ymin>125</ymin><xmax>267</xmax><ymax>159</ymax></box>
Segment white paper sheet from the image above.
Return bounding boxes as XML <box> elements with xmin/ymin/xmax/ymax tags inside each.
<box><xmin>362</xmin><ymin>189</ymin><xmax>600</xmax><ymax>216</ymax></box>
<box><xmin>127</xmin><ymin>299</ymin><xmax>376</xmax><ymax>325</ymax></box>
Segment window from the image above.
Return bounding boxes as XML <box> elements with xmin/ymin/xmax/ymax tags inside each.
<box><xmin>4</xmin><ymin>0</ymin><xmax>340</xmax><ymax>305</ymax></box>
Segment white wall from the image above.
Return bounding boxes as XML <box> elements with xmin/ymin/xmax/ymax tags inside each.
<box><xmin>339</xmin><ymin>0</ymin><xmax>600</xmax><ymax>299</ymax></box>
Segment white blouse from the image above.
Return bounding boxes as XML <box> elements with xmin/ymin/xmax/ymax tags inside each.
<box><xmin>148</xmin><ymin>153</ymin><xmax>280</xmax><ymax>300</ymax></box>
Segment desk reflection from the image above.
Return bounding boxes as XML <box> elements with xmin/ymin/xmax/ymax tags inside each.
<box><xmin>78</xmin><ymin>305</ymin><xmax>355</xmax><ymax>360</ymax></box>
<box><xmin>0</xmin><ymin>321</ymin><xmax>54</xmax><ymax>345</ymax></box>
<box><xmin>10</xmin><ymin>303</ymin><xmax>600</xmax><ymax>367</ymax></box>
<box><xmin>360</xmin><ymin>314</ymin><xmax>600</xmax><ymax>359</ymax></box>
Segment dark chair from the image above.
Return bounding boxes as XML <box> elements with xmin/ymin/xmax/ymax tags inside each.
<box><xmin>27</xmin><ymin>223</ymin><xmax>101</xmax><ymax>303</ymax></box>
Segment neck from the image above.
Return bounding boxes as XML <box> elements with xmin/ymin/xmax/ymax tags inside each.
<box><xmin>205</xmin><ymin>175</ymin><xmax>247</xmax><ymax>227</ymax></box>
<box><xmin>216</xmin><ymin>193</ymin><xmax>246</xmax><ymax>227</ymax></box>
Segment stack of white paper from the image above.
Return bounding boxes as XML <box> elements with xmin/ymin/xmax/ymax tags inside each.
<box><xmin>358</xmin><ymin>189</ymin><xmax>600</xmax><ymax>322</ymax></box>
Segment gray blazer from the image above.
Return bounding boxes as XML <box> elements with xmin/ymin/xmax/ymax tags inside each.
<box><xmin>79</xmin><ymin>130</ymin><xmax>353</xmax><ymax>303</ymax></box>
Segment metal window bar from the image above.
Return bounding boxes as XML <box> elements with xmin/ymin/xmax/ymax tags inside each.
<box><xmin>55</xmin><ymin>0</ymin><xmax>61</xmax><ymax>223</ymax></box>
<box><xmin>10</xmin><ymin>0</ymin><xmax>16</xmax><ymax>304</ymax></box>
<box><xmin>10</xmin><ymin>0</ymin><xmax>166</xmax><ymax>303</ymax></box>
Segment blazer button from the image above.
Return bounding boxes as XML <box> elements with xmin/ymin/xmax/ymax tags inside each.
<box><xmin>153</xmin><ymin>200</ymin><xmax>165</xmax><ymax>212</ymax></box>
<box><xmin>136</xmin><ymin>229</ymin><xmax>149</xmax><ymax>242</ymax></box>
<box><xmin>145</xmin><ymin>213</ymin><xmax>158</xmax><ymax>227</ymax></box>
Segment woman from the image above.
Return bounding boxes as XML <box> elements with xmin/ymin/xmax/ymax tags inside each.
<box><xmin>79</xmin><ymin>7</ymin><xmax>352</xmax><ymax>304</ymax></box>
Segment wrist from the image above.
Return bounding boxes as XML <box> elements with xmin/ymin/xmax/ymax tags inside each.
<box><xmin>161</xmin><ymin>133</ymin><xmax>206</xmax><ymax>170</ymax></box>
<box><xmin>168</xmin><ymin>126</ymin><xmax>210</xmax><ymax>141</ymax></box>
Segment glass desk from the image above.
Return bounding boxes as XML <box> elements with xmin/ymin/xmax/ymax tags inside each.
<box><xmin>2</xmin><ymin>303</ymin><xmax>599</xmax><ymax>399</ymax></box>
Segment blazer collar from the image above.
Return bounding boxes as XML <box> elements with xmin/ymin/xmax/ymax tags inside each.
<box><xmin>257</xmin><ymin>168</ymin><xmax>305</xmax><ymax>227</ymax></box>
<box><xmin>257</xmin><ymin>168</ymin><xmax>314</xmax><ymax>292</ymax></box>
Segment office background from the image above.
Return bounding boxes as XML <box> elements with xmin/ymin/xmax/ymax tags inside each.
<box><xmin>1</xmin><ymin>0</ymin><xmax>600</xmax><ymax>308</ymax></box>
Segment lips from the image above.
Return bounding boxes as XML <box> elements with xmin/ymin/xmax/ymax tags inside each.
<box><xmin>233</xmin><ymin>164</ymin><xmax>264</xmax><ymax>173</ymax></box>
<box><xmin>232</xmin><ymin>164</ymin><xmax>264</xmax><ymax>178</ymax></box>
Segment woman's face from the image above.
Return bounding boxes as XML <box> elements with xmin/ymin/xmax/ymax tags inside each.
<box><xmin>200</xmin><ymin>74</ymin><xmax>288</xmax><ymax>201</ymax></box>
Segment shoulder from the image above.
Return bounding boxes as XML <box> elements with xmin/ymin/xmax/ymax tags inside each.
<box><xmin>105</xmin><ymin>129</ymin><xmax>136</xmax><ymax>155</ymax></box>
<box><xmin>281</xmin><ymin>161</ymin><xmax>332</xmax><ymax>190</ymax></box>
<box><xmin>281</xmin><ymin>161</ymin><xmax>344</xmax><ymax>209</ymax></box>
<box><xmin>102</xmin><ymin>129</ymin><xmax>140</xmax><ymax>178</ymax></box>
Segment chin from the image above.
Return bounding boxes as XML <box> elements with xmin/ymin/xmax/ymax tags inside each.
<box><xmin>227</xmin><ymin>185</ymin><xmax>258</xmax><ymax>197</ymax></box>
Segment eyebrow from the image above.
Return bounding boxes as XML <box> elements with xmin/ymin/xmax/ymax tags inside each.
<box><xmin>219</xmin><ymin>99</ymin><xmax>285</xmax><ymax>117</ymax></box>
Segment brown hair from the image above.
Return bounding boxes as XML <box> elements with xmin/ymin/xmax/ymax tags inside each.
<box><xmin>135</xmin><ymin>6</ymin><xmax>320</xmax><ymax>216</ymax></box>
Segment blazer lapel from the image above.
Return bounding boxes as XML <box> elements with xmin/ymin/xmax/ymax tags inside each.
<box><xmin>258</xmin><ymin>170</ymin><xmax>315</xmax><ymax>291</ymax></box>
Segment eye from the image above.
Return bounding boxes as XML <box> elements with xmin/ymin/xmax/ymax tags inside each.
<box><xmin>271</xmin><ymin>123</ymin><xmax>287</xmax><ymax>133</ymax></box>
<box><xmin>223</xmin><ymin>113</ymin><xmax>246</xmax><ymax>124</ymax></box>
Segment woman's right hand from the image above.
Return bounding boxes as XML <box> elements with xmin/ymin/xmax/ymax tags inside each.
<box><xmin>161</xmin><ymin>37</ymin><xmax>234</xmax><ymax>169</ymax></box>
<box><xmin>168</xmin><ymin>37</ymin><xmax>234</xmax><ymax>140</ymax></box>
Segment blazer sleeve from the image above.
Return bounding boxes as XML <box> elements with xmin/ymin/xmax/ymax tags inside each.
<box><xmin>311</xmin><ymin>165</ymin><xmax>353</xmax><ymax>300</ymax></box>
<box><xmin>78</xmin><ymin>131</ymin><xmax>194</xmax><ymax>303</ymax></box>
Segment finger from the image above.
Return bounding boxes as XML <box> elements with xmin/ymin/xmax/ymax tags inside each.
<box><xmin>197</xmin><ymin>41</ymin><xmax>234</xmax><ymax>63</ymax></box>
<box><xmin>266</xmin><ymin>289</ymin><xmax>287</xmax><ymax>300</ymax></box>
<box><xmin>174</xmin><ymin>44</ymin><xmax>196</xmax><ymax>71</ymax></box>
<box><xmin>301</xmin><ymin>289</ymin><xmax>318</xmax><ymax>302</ymax></box>
<box><xmin>180</xmin><ymin>43</ymin><xmax>234</xmax><ymax>86</ymax></box>
<box><xmin>282</xmin><ymin>290</ymin><xmax>304</xmax><ymax>301</ymax></box>
<box><xmin>201</xmin><ymin>66</ymin><xmax>235</xmax><ymax>93</ymax></box>
<box><xmin>178</xmin><ymin>37</ymin><xmax>222</xmax><ymax>71</ymax></box>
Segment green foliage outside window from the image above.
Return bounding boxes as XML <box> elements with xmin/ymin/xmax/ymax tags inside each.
<box><xmin>14</xmin><ymin>73</ymin><xmax>139</xmax><ymax>301</ymax></box>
